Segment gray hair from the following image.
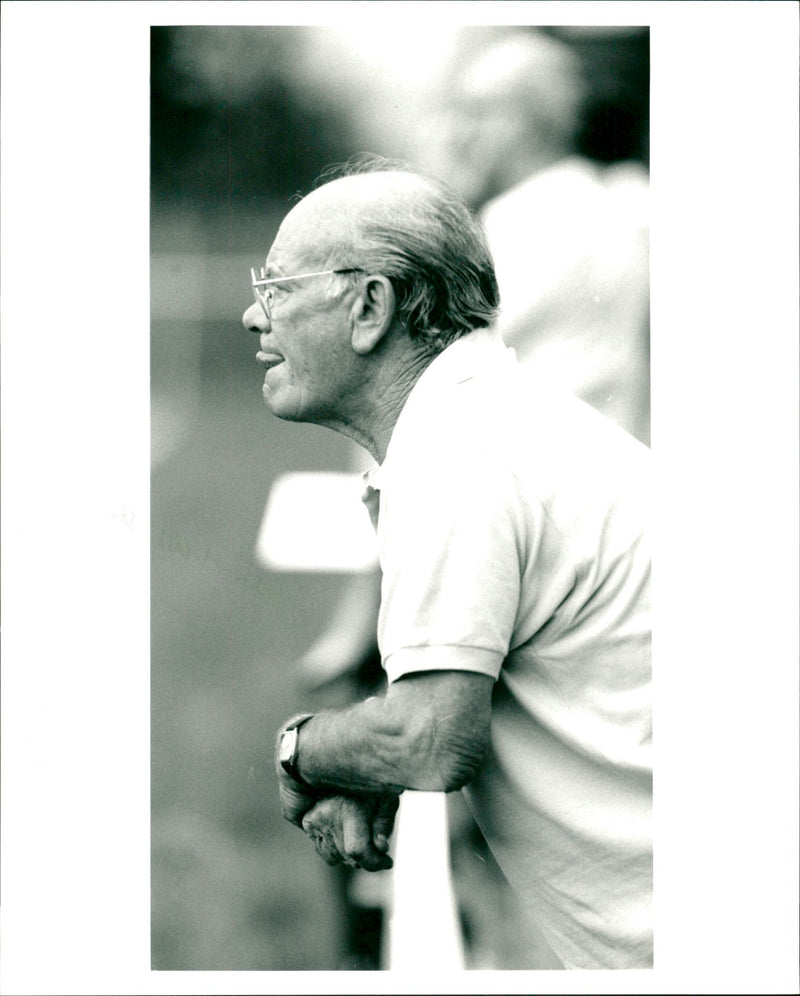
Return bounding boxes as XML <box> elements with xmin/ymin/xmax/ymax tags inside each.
<box><xmin>316</xmin><ymin>154</ymin><xmax>500</xmax><ymax>352</ymax></box>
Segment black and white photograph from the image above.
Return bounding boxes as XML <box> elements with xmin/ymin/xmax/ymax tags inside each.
<box><xmin>2</xmin><ymin>3</ymin><xmax>798</xmax><ymax>994</ymax></box>
<box><xmin>150</xmin><ymin>21</ymin><xmax>652</xmax><ymax>974</ymax></box>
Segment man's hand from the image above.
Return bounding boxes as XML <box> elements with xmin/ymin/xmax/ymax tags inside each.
<box><xmin>276</xmin><ymin>764</ymin><xmax>320</xmax><ymax>828</ymax></box>
<box><xmin>275</xmin><ymin>669</ymin><xmax>492</xmax><ymax>841</ymax></box>
<box><xmin>275</xmin><ymin>719</ymin><xmax>321</xmax><ymax>828</ymax></box>
<box><xmin>301</xmin><ymin>793</ymin><xmax>399</xmax><ymax>871</ymax></box>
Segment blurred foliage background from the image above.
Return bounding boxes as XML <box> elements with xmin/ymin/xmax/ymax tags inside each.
<box><xmin>150</xmin><ymin>24</ymin><xmax>649</xmax><ymax>971</ymax></box>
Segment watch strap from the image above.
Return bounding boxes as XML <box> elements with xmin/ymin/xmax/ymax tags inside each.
<box><xmin>279</xmin><ymin>713</ymin><xmax>315</xmax><ymax>783</ymax></box>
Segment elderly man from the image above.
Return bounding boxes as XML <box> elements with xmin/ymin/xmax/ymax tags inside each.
<box><xmin>242</xmin><ymin>157</ymin><xmax>652</xmax><ymax>970</ymax></box>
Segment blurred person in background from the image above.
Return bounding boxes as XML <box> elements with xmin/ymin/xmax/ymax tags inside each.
<box><xmin>420</xmin><ymin>28</ymin><xmax>650</xmax><ymax>446</ymax></box>
<box><xmin>244</xmin><ymin>157</ymin><xmax>653</xmax><ymax>970</ymax></box>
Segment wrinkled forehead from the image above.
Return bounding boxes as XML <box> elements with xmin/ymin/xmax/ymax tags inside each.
<box><xmin>266</xmin><ymin>184</ymin><xmax>352</xmax><ymax>271</ymax></box>
<box><xmin>265</xmin><ymin>209</ymin><xmax>337</xmax><ymax>273</ymax></box>
<box><xmin>266</xmin><ymin>172</ymin><xmax>429</xmax><ymax>270</ymax></box>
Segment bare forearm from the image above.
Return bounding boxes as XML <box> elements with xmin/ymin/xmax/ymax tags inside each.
<box><xmin>294</xmin><ymin>673</ymin><xmax>492</xmax><ymax>796</ymax></box>
<box><xmin>295</xmin><ymin>697</ymin><xmax>426</xmax><ymax>795</ymax></box>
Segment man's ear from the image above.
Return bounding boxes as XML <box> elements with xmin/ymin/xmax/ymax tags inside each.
<box><xmin>349</xmin><ymin>275</ymin><xmax>396</xmax><ymax>355</ymax></box>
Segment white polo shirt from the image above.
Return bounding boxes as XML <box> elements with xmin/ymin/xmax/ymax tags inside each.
<box><xmin>363</xmin><ymin>328</ymin><xmax>652</xmax><ymax>969</ymax></box>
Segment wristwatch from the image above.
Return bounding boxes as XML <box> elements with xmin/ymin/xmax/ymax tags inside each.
<box><xmin>278</xmin><ymin>713</ymin><xmax>315</xmax><ymax>783</ymax></box>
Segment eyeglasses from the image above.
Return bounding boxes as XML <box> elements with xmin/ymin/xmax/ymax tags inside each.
<box><xmin>250</xmin><ymin>266</ymin><xmax>363</xmax><ymax>321</ymax></box>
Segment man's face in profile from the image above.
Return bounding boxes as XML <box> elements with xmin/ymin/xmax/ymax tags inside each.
<box><xmin>243</xmin><ymin>207</ymin><xmax>361</xmax><ymax>426</ymax></box>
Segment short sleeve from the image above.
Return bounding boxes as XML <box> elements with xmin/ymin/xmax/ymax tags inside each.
<box><xmin>376</xmin><ymin>447</ymin><xmax>525</xmax><ymax>685</ymax></box>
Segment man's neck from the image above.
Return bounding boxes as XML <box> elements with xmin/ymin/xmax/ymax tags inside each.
<box><xmin>318</xmin><ymin>347</ymin><xmax>434</xmax><ymax>464</ymax></box>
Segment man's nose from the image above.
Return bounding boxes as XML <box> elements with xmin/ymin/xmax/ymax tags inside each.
<box><xmin>243</xmin><ymin>300</ymin><xmax>269</xmax><ymax>333</ymax></box>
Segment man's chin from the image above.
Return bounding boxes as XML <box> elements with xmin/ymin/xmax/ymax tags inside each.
<box><xmin>261</xmin><ymin>386</ymin><xmax>305</xmax><ymax>423</ymax></box>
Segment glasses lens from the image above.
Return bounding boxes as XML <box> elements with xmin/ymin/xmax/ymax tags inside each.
<box><xmin>251</xmin><ymin>267</ymin><xmax>270</xmax><ymax>319</ymax></box>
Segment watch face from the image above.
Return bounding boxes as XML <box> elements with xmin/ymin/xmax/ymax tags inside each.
<box><xmin>279</xmin><ymin>728</ymin><xmax>297</xmax><ymax>764</ymax></box>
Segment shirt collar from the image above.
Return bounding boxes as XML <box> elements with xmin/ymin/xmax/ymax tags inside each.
<box><xmin>362</xmin><ymin>327</ymin><xmax>514</xmax><ymax>495</ymax></box>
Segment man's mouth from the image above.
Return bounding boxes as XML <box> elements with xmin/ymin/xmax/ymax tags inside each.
<box><xmin>257</xmin><ymin>351</ymin><xmax>284</xmax><ymax>370</ymax></box>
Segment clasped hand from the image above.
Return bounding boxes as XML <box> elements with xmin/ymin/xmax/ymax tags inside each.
<box><xmin>276</xmin><ymin>750</ymin><xmax>399</xmax><ymax>871</ymax></box>
<box><xmin>302</xmin><ymin>792</ymin><xmax>399</xmax><ymax>871</ymax></box>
